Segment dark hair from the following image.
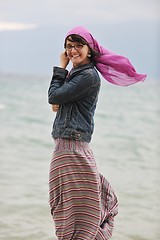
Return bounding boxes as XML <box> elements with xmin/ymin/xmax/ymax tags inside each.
<box><xmin>64</xmin><ymin>34</ymin><xmax>99</xmax><ymax>62</ymax></box>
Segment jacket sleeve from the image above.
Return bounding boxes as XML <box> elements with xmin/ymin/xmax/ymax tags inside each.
<box><xmin>48</xmin><ymin>66</ymin><xmax>95</xmax><ymax>105</ymax></box>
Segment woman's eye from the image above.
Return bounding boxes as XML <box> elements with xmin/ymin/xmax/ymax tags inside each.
<box><xmin>76</xmin><ymin>44</ymin><xmax>83</xmax><ymax>49</ymax></box>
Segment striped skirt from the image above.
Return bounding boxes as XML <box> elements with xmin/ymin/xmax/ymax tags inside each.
<box><xmin>49</xmin><ymin>138</ymin><xmax>118</xmax><ymax>240</ymax></box>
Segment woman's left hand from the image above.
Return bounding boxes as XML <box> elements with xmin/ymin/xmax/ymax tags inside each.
<box><xmin>52</xmin><ymin>104</ymin><xmax>60</xmax><ymax>112</ymax></box>
<box><xmin>60</xmin><ymin>51</ymin><xmax>69</xmax><ymax>69</ymax></box>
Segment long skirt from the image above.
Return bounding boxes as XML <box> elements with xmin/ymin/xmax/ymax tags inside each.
<box><xmin>49</xmin><ymin>138</ymin><xmax>118</xmax><ymax>240</ymax></box>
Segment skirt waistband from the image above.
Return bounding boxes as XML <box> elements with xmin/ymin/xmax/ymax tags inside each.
<box><xmin>54</xmin><ymin>138</ymin><xmax>90</xmax><ymax>151</ymax></box>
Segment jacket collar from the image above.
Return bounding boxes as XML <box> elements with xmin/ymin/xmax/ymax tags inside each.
<box><xmin>69</xmin><ymin>62</ymin><xmax>94</xmax><ymax>76</ymax></box>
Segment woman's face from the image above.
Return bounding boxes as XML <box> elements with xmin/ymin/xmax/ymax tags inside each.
<box><xmin>65</xmin><ymin>40</ymin><xmax>91</xmax><ymax>67</ymax></box>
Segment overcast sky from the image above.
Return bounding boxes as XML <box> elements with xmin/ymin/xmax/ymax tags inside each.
<box><xmin>0</xmin><ymin>0</ymin><xmax>159</xmax><ymax>30</ymax></box>
<box><xmin>0</xmin><ymin>0</ymin><xmax>159</xmax><ymax>77</ymax></box>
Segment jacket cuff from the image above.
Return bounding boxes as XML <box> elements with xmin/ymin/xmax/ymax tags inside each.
<box><xmin>53</xmin><ymin>66</ymin><xmax>68</xmax><ymax>80</ymax></box>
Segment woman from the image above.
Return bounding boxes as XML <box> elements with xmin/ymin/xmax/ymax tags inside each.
<box><xmin>48</xmin><ymin>26</ymin><xmax>146</xmax><ymax>240</ymax></box>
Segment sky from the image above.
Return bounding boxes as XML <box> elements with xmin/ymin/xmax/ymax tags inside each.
<box><xmin>0</xmin><ymin>0</ymin><xmax>159</xmax><ymax>78</ymax></box>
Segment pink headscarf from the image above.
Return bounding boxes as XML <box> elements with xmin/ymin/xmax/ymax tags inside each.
<box><xmin>66</xmin><ymin>26</ymin><xmax>147</xmax><ymax>86</ymax></box>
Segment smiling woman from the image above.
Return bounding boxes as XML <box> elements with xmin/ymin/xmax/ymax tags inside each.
<box><xmin>47</xmin><ymin>25</ymin><xmax>147</xmax><ymax>240</ymax></box>
<box><xmin>48</xmin><ymin>26</ymin><xmax>120</xmax><ymax>240</ymax></box>
<box><xmin>0</xmin><ymin>22</ymin><xmax>37</xmax><ymax>31</ymax></box>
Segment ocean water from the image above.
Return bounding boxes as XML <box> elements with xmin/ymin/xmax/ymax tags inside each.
<box><xmin>0</xmin><ymin>73</ymin><xmax>159</xmax><ymax>240</ymax></box>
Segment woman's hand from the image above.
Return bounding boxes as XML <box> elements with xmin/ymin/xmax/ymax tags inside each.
<box><xmin>52</xmin><ymin>104</ymin><xmax>60</xmax><ymax>112</ymax></box>
<box><xmin>60</xmin><ymin>51</ymin><xmax>69</xmax><ymax>69</ymax></box>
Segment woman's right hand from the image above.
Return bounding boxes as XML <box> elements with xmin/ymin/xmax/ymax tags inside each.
<box><xmin>60</xmin><ymin>51</ymin><xmax>69</xmax><ymax>69</ymax></box>
<box><xmin>52</xmin><ymin>104</ymin><xmax>60</xmax><ymax>112</ymax></box>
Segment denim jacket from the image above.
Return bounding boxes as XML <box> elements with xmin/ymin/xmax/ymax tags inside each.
<box><xmin>48</xmin><ymin>62</ymin><xmax>101</xmax><ymax>142</ymax></box>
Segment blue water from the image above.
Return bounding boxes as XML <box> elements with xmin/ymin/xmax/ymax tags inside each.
<box><xmin>0</xmin><ymin>73</ymin><xmax>159</xmax><ymax>240</ymax></box>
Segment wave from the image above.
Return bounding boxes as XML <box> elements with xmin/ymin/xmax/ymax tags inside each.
<box><xmin>0</xmin><ymin>103</ymin><xmax>6</xmax><ymax>110</ymax></box>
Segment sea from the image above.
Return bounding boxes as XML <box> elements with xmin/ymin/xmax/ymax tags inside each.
<box><xmin>0</xmin><ymin>73</ymin><xmax>159</xmax><ymax>240</ymax></box>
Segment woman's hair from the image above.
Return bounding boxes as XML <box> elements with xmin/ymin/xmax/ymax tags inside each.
<box><xmin>64</xmin><ymin>34</ymin><xmax>100</xmax><ymax>62</ymax></box>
